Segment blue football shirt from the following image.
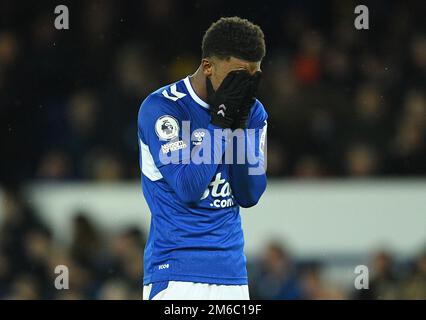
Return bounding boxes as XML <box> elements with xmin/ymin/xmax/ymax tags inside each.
<box><xmin>137</xmin><ymin>76</ymin><xmax>267</xmax><ymax>285</ymax></box>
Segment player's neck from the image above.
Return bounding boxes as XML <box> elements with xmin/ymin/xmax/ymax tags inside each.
<box><xmin>189</xmin><ymin>67</ymin><xmax>209</xmax><ymax>103</ymax></box>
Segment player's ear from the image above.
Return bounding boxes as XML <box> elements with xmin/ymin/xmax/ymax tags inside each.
<box><xmin>201</xmin><ymin>58</ymin><xmax>213</xmax><ymax>77</ymax></box>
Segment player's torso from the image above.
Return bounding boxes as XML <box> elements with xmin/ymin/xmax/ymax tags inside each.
<box><xmin>140</xmin><ymin>77</ymin><xmax>247</xmax><ymax>284</ymax></box>
<box><xmin>146</xmin><ymin>79</ymin><xmax>238</xmax><ymax>212</ymax></box>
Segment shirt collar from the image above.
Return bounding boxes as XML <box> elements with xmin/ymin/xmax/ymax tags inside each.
<box><xmin>183</xmin><ymin>76</ymin><xmax>209</xmax><ymax>109</ymax></box>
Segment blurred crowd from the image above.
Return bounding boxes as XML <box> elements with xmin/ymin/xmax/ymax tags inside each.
<box><xmin>0</xmin><ymin>1</ymin><xmax>424</xmax><ymax>184</ymax></box>
<box><xmin>0</xmin><ymin>188</ymin><xmax>144</xmax><ymax>299</ymax></box>
<box><xmin>248</xmin><ymin>242</ymin><xmax>426</xmax><ymax>300</ymax></box>
<box><xmin>1</xmin><ymin>188</ymin><xmax>425</xmax><ymax>300</ymax></box>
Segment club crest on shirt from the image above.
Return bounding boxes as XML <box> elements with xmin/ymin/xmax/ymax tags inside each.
<box><xmin>155</xmin><ymin>115</ymin><xmax>179</xmax><ymax>141</ymax></box>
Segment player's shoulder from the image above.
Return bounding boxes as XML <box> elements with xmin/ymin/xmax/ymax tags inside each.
<box><xmin>139</xmin><ymin>82</ymin><xmax>180</xmax><ymax>113</ymax></box>
<box><xmin>248</xmin><ymin>99</ymin><xmax>268</xmax><ymax>128</ymax></box>
<box><xmin>253</xmin><ymin>99</ymin><xmax>267</xmax><ymax>116</ymax></box>
<box><xmin>138</xmin><ymin>79</ymin><xmax>187</xmax><ymax>121</ymax></box>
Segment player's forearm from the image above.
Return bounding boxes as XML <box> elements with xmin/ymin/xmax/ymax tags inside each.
<box><xmin>230</xmin><ymin>164</ymin><xmax>266</xmax><ymax>208</ymax></box>
<box><xmin>160</xmin><ymin>162</ymin><xmax>218</xmax><ymax>205</ymax></box>
<box><xmin>159</xmin><ymin>124</ymin><xmax>229</xmax><ymax>205</ymax></box>
<box><xmin>229</xmin><ymin>129</ymin><xmax>267</xmax><ymax>208</ymax></box>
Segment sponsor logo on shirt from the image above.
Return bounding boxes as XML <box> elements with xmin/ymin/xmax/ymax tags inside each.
<box><xmin>161</xmin><ymin>140</ymin><xmax>187</xmax><ymax>154</ymax></box>
<box><xmin>201</xmin><ymin>172</ymin><xmax>236</xmax><ymax>208</ymax></box>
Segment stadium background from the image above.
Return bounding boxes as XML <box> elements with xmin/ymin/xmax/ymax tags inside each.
<box><xmin>0</xmin><ymin>0</ymin><xmax>425</xmax><ymax>299</ymax></box>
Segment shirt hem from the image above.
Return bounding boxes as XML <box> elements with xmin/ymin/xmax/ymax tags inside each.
<box><xmin>143</xmin><ymin>274</ymin><xmax>248</xmax><ymax>286</ymax></box>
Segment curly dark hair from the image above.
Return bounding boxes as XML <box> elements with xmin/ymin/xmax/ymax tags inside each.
<box><xmin>202</xmin><ymin>16</ymin><xmax>266</xmax><ymax>62</ymax></box>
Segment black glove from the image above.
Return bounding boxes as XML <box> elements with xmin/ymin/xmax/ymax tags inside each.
<box><xmin>232</xmin><ymin>71</ymin><xmax>262</xmax><ymax>129</ymax></box>
<box><xmin>207</xmin><ymin>70</ymin><xmax>253</xmax><ymax>129</ymax></box>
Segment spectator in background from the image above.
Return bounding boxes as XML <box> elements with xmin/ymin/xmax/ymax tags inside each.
<box><xmin>36</xmin><ymin>150</ymin><xmax>72</xmax><ymax>180</ymax></box>
<box><xmin>0</xmin><ymin>187</ymin><xmax>52</xmax><ymax>299</ymax></box>
<box><xmin>48</xmin><ymin>245</ymin><xmax>96</xmax><ymax>299</ymax></box>
<box><xmin>85</xmin><ymin>149</ymin><xmax>125</xmax><ymax>181</ymax></box>
<box><xmin>293</xmin><ymin>155</ymin><xmax>323</xmax><ymax>178</ymax></box>
<box><xmin>97</xmin><ymin>279</ymin><xmax>132</xmax><ymax>300</ymax></box>
<box><xmin>0</xmin><ymin>188</ymin><xmax>48</xmax><ymax>276</ymax></box>
<box><xmin>345</xmin><ymin>143</ymin><xmax>379</xmax><ymax>177</ymax></box>
<box><xmin>70</xmin><ymin>213</ymin><xmax>103</xmax><ymax>271</ymax></box>
<box><xmin>0</xmin><ymin>253</ymin><xmax>12</xmax><ymax>297</ymax></box>
<box><xmin>292</xmin><ymin>30</ymin><xmax>323</xmax><ymax>86</ymax></box>
<box><xmin>249</xmin><ymin>241</ymin><xmax>303</xmax><ymax>300</ymax></box>
<box><xmin>108</xmin><ymin>228</ymin><xmax>144</xmax><ymax>294</ymax></box>
<box><xmin>4</xmin><ymin>274</ymin><xmax>42</xmax><ymax>300</ymax></box>
<box><xmin>389</xmin><ymin>90</ymin><xmax>425</xmax><ymax>175</ymax></box>
<box><xmin>408</xmin><ymin>35</ymin><xmax>426</xmax><ymax>84</ymax></box>
<box><xmin>263</xmin><ymin>141</ymin><xmax>287</xmax><ymax>177</ymax></box>
<box><xmin>0</xmin><ymin>31</ymin><xmax>18</xmax><ymax>68</ymax></box>
<box><xmin>66</xmin><ymin>91</ymin><xmax>102</xmax><ymax>178</ymax></box>
<box><xmin>300</xmin><ymin>263</ymin><xmax>346</xmax><ymax>299</ymax></box>
<box><xmin>400</xmin><ymin>249</ymin><xmax>426</xmax><ymax>299</ymax></box>
<box><xmin>22</xmin><ymin>227</ymin><xmax>53</xmax><ymax>297</ymax></box>
<box><xmin>354</xmin><ymin>250</ymin><xmax>399</xmax><ymax>300</ymax></box>
<box><xmin>352</xmin><ymin>84</ymin><xmax>388</xmax><ymax>144</ymax></box>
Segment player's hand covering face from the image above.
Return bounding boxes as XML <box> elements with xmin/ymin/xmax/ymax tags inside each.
<box><xmin>233</xmin><ymin>71</ymin><xmax>262</xmax><ymax>129</ymax></box>
<box><xmin>207</xmin><ymin>70</ymin><xmax>262</xmax><ymax>129</ymax></box>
